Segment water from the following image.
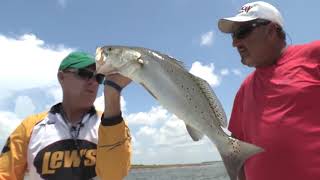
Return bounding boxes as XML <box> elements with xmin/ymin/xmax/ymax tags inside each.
<box><xmin>25</xmin><ymin>162</ymin><xmax>229</xmax><ymax>180</ymax></box>
<box><xmin>125</xmin><ymin>162</ymin><xmax>228</xmax><ymax>180</ymax></box>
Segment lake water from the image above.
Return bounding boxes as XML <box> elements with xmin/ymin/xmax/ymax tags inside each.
<box><xmin>25</xmin><ymin>162</ymin><xmax>229</xmax><ymax>180</ymax></box>
<box><xmin>125</xmin><ymin>162</ymin><xmax>228</xmax><ymax>180</ymax></box>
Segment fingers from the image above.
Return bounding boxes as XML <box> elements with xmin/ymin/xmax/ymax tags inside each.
<box><xmin>106</xmin><ymin>74</ymin><xmax>132</xmax><ymax>88</ymax></box>
<box><xmin>96</xmin><ymin>63</ymin><xmax>113</xmax><ymax>76</ymax></box>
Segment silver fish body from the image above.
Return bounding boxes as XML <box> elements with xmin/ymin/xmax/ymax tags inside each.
<box><xmin>96</xmin><ymin>46</ymin><xmax>263</xmax><ymax>180</ymax></box>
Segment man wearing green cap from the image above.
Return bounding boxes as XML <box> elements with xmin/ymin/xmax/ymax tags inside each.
<box><xmin>0</xmin><ymin>51</ymin><xmax>132</xmax><ymax>180</ymax></box>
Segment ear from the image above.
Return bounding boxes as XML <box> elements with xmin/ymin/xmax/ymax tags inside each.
<box><xmin>57</xmin><ymin>71</ymin><xmax>64</xmax><ymax>84</ymax></box>
<box><xmin>267</xmin><ymin>23</ymin><xmax>279</xmax><ymax>38</ymax></box>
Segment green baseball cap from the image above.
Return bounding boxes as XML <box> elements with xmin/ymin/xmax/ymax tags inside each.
<box><xmin>59</xmin><ymin>51</ymin><xmax>95</xmax><ymax>70</ymax></box>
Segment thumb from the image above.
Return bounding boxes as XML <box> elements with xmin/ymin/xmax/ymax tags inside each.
<box><xmin>95</xmin><ymin>60</ymin><xmax>115</xmax><ymax>76</ymax></box>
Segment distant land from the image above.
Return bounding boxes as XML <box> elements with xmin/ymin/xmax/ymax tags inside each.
<box><xmin>131</xmin><ymin>161</ymin><xmax>221</xmax><ymax>169</ymax></box>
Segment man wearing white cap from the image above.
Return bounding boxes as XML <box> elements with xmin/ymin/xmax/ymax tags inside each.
<box><xmin>218</xmin><ymin>1</ymin><xmax>320</xmax><ymax>180</ymax></box>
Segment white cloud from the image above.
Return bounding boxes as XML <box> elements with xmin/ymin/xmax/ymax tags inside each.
<box><xmin>133</xmin><ymin>113</ymin><xmax>187</xmax><ymax>146</ymax></box>
<box><xmin>126</xmin><ymin>106</ymin><xmax>168</xmax><ymax>125</ymax></box>
<box><xmin>0</xmin><ymin>111</ymin><xmax>22</xmax><ymax>148</ymax></box>
<box><xmin>232</xmin><ymin>69</ymin><xmax>242</xmax><ymax>76</ymax></box>
<box><xmin>189</xmin><ymin>61</ymin><xmax>221</xmax><ymax>87</ymax></box>
<box><xmin>45</xmin><ymin>85</ymin><xmax>62</xmax><ymax>109</ymax></box>
<box><xmin>200</xmin><ymin>31</ymin><xmax>214</xmax><ymax>46</ymax></box>
<box><xmin>94</xmin><ymin>95</ymin><xmax>126</xmax><ymax>112</ymax></box>
<box><xmin>0</xmin><ymin>34</ymin><xmax>73</xmax><ymax>90</ymax></box>
<box><xmin>94</xmin><ymin>95</ymin><xmax>105</xmax><ymax>112</ymax></box>
<box><xmin>127</xmin><ymin>105</ymin><xmax>222</xmax><ymax>164</ymax></box>
<box><xmin>220</xmin><ymin>68</ymin><xmax>229</xmax><ymax>76</ymax></box>
<box><xmin>0</xmin><ymin>33</ymin><xmax>73</xmax><ymax>148</ymax></box>
<box><xmin>137</xmin><ymin>126</ymin><xmax>157</xmax><ymax>136</ymax></box>
<box><xmin>136</xmin><ymin>126</ymin><xmax>158</xmax><ymax>145</ymax></box>
<box><xmin>14</xmin><ymin>96</ymin><xmax>36</xmax><ymax>118</ymax></box>
<box><xmin>156</xmin><ymin>117</ymin><xmax>190</xmax><ymax>146</ymax></box>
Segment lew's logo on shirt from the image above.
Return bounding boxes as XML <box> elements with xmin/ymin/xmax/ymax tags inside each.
<box><xmin>34</xmin><ymin>139</ymin><xmax>97</xmax><ymax>180</ymax></box>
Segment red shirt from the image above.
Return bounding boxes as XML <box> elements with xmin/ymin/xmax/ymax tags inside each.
<box><xmin>229</xmin><ymin>41</ymin><xmax>320</xmax><ymax>180</ymax></box>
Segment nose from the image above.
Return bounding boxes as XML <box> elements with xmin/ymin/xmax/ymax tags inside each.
<box><xmin>232</xmin><ymin>36</ymin><xmax>242</xmax><ymax>47</ymax></box>
<box><xmin>87</xmin><ymin>76</ymin><xmax>99</xmax><ymax>85</ymax></box>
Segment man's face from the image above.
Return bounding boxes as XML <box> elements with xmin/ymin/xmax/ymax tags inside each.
<box><xmin>231</xmin><ymin>20</ymin><xmax>275</xmax><ymax>67</ymax></box>
<box><xmin>60</xmin><ymin>65</ymin><xmax>101</xmax><ymax>108</ymax></box>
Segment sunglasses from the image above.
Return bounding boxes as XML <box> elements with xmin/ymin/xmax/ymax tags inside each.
<box><xmin>63</xmin><ymin>68</ymin><xmax>105</xmax><ymax>84</ymax></box>
<box><xmin>232</xmin><ymin>19</ymin><xmax>271</xmax><ymax>39</ymax></box>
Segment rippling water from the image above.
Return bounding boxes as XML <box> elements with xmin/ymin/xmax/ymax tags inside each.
<box><xmin>125</xmin><ymin>162</ymin><xmax>228</xmax><ymax>180</ymax></box>
<box><xmin>25</xmin><ymin>162</ymin><xmax>228</xmax><ymax>180</ymax></box>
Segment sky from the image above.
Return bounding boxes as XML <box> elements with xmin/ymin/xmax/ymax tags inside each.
<box><xmin>0</xmin><ymin>0</ymin><xmax>319</xmax><ymax>165</ymax></box>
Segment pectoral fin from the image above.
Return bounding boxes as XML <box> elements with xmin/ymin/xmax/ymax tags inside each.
<box><xmin>140</xmin><ymin>83</ymin><xmax>158</xmax><ymax>100</ymax></box>
<box><xmin>186</xmin><ymin>124</ymin><xmax>204</xmax><ymax>141</ymax></box>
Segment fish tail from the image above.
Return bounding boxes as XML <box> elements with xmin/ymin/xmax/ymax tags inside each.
<box><xmin>217</xmin><ymin>137</ymin><xmax>263</xmax><ymax>180</ymax></box>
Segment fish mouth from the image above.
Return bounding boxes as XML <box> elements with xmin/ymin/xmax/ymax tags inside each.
<box><xmin>95</xmin><ymin>47</ymin><xmax>119</xmax><ymax>75</ymax></box>
<box><xmin>96</xmin><ymin>47</ymin><xmax>106</xmax><ymax>62</ymax></box>
<box><xmin>105</xmin><ymin>70</ymin><xmax>121</xmax><ymax>76</ymax></box>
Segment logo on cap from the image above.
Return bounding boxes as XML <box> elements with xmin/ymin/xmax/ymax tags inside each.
<box><xmin>239</xmin><ymin>5</ymin><xmax>252</xmax><ymax>13</ymax></box>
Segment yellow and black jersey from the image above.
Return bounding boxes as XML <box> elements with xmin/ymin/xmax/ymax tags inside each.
<box><xmin>0</xmin><ymin>103</ymin><xmax>131</xmax><ymax>180</ymax></box>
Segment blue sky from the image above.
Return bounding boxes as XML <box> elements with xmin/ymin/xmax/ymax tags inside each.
<box><xmin>0</xmin><ymin>0</ymin><xmax>319</xmax><ymax>165</ymax></box>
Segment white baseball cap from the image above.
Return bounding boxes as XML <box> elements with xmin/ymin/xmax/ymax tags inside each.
<box><xmin>218</xmin><ymin>1</ymin><xmax>284</xmax><ymax>33</ymax></box>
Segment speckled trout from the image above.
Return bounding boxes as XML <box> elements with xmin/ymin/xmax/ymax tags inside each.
<box><xmin>95</xmin><ymin>46</ymin><xmax>263</xmax><ymax>180</ymax></box>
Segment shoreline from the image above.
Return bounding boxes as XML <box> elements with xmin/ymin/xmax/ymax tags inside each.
<box><xmin>131</xmin><ymin>161</ymin><xmax>221</xmax><ymax>169</ymax></box>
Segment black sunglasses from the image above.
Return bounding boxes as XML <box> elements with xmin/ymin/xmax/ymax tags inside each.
<box><xmin>63</xmin><ymin>68</ymin><xmax>105</xmax><ymax>84</ymax></box>
<box><xmin>232</xmin><ymin>19</ymin><xmax>271</xmax><ymax>39</ymax></box>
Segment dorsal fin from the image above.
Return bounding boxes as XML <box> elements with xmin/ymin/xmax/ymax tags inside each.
<box><xmin>132</xmin><ymin>47</ymin><xmax>186</xmax><ymax>69</ymax></box>
<box><xmin>154</xmin><ymin>51</ymin><xmax>186</xmax><ymax>69</ymax></box>
<box><xmin>191</xmin><ymin>75</ymin><xmax>228</xmax><ymax>128</ymax></box>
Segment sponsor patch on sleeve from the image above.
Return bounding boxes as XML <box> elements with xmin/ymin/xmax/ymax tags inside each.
<box><xmin>1</xmin><ymin>138</ymin><xmax>11</xmax><ymax>155</ymax></box>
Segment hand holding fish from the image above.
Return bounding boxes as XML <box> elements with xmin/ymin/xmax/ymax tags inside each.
<box><xmin>105</xmin><ymin>73</ymin><xmax>132</xmax><ymax>91</ymax></box>
<box><xmin>96</xmin><ymin>47</ymin><xmax>132</xmax><ymax>91</ymax></box>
